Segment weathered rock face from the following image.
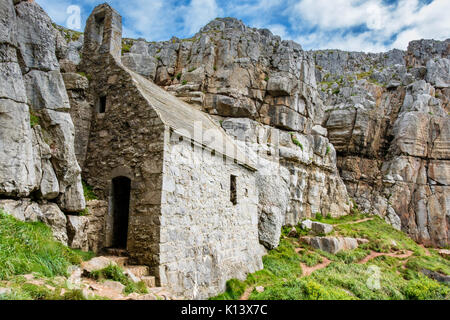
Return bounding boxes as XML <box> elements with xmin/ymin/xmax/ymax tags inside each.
<box><xmin>0</xmin><ymin>199</ymin><xmax>68</xmax><ymax>245</ymax></box>
<box><xmin>0</xmin><ymin>1</ymin><xmax>86</xmax><ymax>246</ymax></box>
<box><xmin>314</xmin><ymin>39</ymin><xmax>450</xmax><ymax>247</ymax></box>
<box><xmin>0</xmin><ymin>0</ymin><xmax>85</xmax><ymax>213</ymax></box>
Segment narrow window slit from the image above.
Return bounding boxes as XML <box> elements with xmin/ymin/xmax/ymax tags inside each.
<box><xmin>230</xmin><ymin>175</ymin><xmax>237</xmax><ymax>205</ymax></box>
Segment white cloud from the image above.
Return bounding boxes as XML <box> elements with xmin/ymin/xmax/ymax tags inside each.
<box><xmin>184</xmin><ymin>0</ymin><xmax>222</xmax><ymax>34</ymax></box>
<box><xmin>266</xmin><ymin>24</ymin><xmax>288</xmax><ymax>38</ymax></box>
<box><xmin>35</xmin><ymin>0</ymin><xmax>450</xmax><ymax>52</ymax></box>
<box><xmin>36</xmin><ymin>0</ymin><xmax>74</xmax><ymax>25</ymax></box>
<box><xmin>290</xmin><ymin>0</ymin><xmax>450</xmax><ymax>51</ymax></box>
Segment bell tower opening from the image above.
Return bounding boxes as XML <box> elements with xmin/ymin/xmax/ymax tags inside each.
<box><xmin>94</xmin><ymin>12</ymin><xmax>105</xmax><ymax>49</ymax></box>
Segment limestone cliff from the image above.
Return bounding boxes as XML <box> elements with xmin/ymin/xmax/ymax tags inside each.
<box><xmin>0</xmin><ymin>0</ymin><xmax>448</xmax><ymax>254</ymax></box>
<box><xmin>313</xmin><ymin>41</ymin><xmax>449</xmax><ymax>247</ymax></box>
<box><xmin>0</xmin><ymin>0</ymin><xmax>85</xmax><ymax>244</ymax></box>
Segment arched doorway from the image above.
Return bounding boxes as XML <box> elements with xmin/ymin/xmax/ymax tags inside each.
<box><xmin>111</xmin><ymin>176</ymin><xmax>131</xmax><ymax>249</ymax></box>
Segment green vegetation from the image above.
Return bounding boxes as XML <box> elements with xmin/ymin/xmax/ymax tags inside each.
<box><xmin>121</xmin><ymin>43</ymin><xmax>131</xmax><ymax>55</ymax></box>
<box><xmin>29</xmin><ymin>109</ymin><xmax>40</xmax><ymax>128</ymax></box>
<box><xmin>188</xmin><ymin>67</ymin><xmax>197</xmax><ymax>72</ymax></box>
<box><xmin>90</xmin><ymin>264</ymin><xmax>148</xmax><ymax>295</ymax></box>
<box><xmin>326</xmin><ymin>145</ymin><xmax>331</xmax><ymax>155</ymax></box>
<box><xmin>80</xmin><ymin>181</ymin><xmax>97</xmax><ymax>215</ymax></box>
<box><xmin>0</xmin><ymin>210</ymin><xmax>91</xmax><ymax>280</ymax></box>
<box><xmin>211</xmin><ymin>211</ymin><xmax>450</xmax><ymax>300</ymax></box>
<box><xmin>0</xmin><ymin>209</ymin><xmax>97</xmax><ymax>300</ymax></box>
<box><xmin>182</xmin><ymin>80</ymin><xmax>188</xmax><ymax>85</ymax></box>
<box><xmin>290</xmin><ymin>132</ymin><xmax>303</xmax><ymax>150</ymax></box>
<box><xmin>82</xmin><ymin>180</ymin><xmax>97</xmax><ymax>201</ymax></box>
<box><xmin>77</xmin><ymin>72</ymin><xmax>91</xmax><ymax>81</ymax></box>
<box><xmin>356</xmin><ymin>70</ymin><xmax>373</xmax><ymax>80</ymax></box>
<box><xmin>176</xmin><ymin>72</ymin><xmax>182</xmax><ymax>80</ymax></box>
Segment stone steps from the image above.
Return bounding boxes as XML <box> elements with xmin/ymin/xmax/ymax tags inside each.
<box><xmin>141</xmin><ymin>276</ymin><xmax>156</xmax><ymax>288</ymax></box>
<box><xmin>126</xmin><ymin>265</ymin><xmax>150</xmax><ymax>277</ymax></box>
<box><xmin>98</xmin><ymin>251</ymin><xmax>155</xmax><ymax>288</ymax></box>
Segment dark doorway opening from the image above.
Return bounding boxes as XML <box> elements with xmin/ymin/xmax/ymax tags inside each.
<box><xmin>98</xmin><ymin>95</ymin><xmax>106</xmax><ymax>113</ymax></box>
<box><xmin>111</xmin><ymin>176</ymin><xmax>131</xmax><ymax>249</ymax></box>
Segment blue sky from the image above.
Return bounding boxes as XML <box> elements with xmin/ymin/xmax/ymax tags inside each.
<box><xmin>36</xmin><ymin>0</ymin><xmax>450</xmax><ymax>52</ymax></box>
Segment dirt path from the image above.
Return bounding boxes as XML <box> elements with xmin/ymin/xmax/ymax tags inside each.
<box><xmin>300</xmin><ymin>257</ymin><xmax>332</xmax><ymax>276</ymax></box>
<box><xmin>358</xmin><ymin>250</ymin><xmax>414</xmax><ymax>264</ymax></box>
<box><xmin>335</xmin><ymin>217</ymin><xmax>374</xmax><ymax>225</ymax></box>
<box><xmin>419</xmin><ymin>244</ymin><xmax>431</xmax><ymax>256</ymax></box>
<box><xmin>239</xmin><ymin>286</ymin><xmax>254</xmax><ymax>300</ymax></box>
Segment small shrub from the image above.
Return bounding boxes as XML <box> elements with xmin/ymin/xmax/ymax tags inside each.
<box><xmin>182</xmin><ymin>80</ymin><xmax>187</xmax><ymax>85</ymax></box>
<box><xmin>90</xmin><ymin>264</ymin><xmax>148</xmax><ymax>295</ymax></box>
<box><xmin>176</xmin><ymin>72</ymin><xmax>182</xmax><ymax>80</ymax></box>
<box><xmin>121</xmin><ymin>43</ymin><xmax>131</xmax><ymax>55</ymax></box>
<box><xmin>29</xmin><ymin>110</ymin><xmax>40</xmax><ymax>128</ymax></box>
<box><xmin>403</xmin><ymin>276</ymin><xmax>449</xmax><ymax>300</ymax></box>
<box><xmin>290</xmin><ymin>133</ymin><xmax>303</xmax><ymax>150</ymax></box>
<box><xmin>210</xmin><ymin>279</ymin><xmax>246</xmax><ymax>300</ymax></box>
<box><xmin>82</xmin><ymin>181</ymin><xmax>97</xmax><ymax>201</ymax></box>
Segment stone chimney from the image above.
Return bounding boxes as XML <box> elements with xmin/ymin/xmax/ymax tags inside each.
<box><xmin>82</xmin><ymin>3</ymin><xmax>122</xmax><ymax>63</ymax></box>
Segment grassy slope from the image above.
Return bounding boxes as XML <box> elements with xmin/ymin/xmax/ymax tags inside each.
<box><xmin>0</xmin><ymin>210</ymin><xmax>94</xmax><ymax>300</ymax></box>
<box><xmin>212</xmin><ymin>213</ymin><xmax>450</xmax><ymax>300</ymax></box>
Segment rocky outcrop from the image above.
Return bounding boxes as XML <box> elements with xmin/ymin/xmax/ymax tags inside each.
<box><xmin>0</xmin><ymin>0</ymin><xmax>85</xmax><ymax>212</ymax></box>
<box><xmin>314</xmin><ymin>39</ymin><xmax>449</xmax><ymax>247</ymax></box>
<box><xmin>300</xmin><ymin>236</ymin><xmax>360</xmax><ymax>254</ymax></box>
<box><xmin>116</xmin><ymin>18</ymin><xmax>351</xmax><ymax>249</ymax></box>
<box><xmin>0</xmin><ymin>199</ymin><xmax>68</xmax><ymax>245</ymax></box>
<box><xmin>0</xmin><ymin>1</ymin><xmax>86</xmax><ymax>246</ymax></box>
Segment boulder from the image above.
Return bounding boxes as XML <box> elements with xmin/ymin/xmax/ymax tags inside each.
<box><xmin>103</xmin><ymin>280</ymin><xmax>125</xmax><ymax>293</ymax></box>
<box><xmin>66</xmin><ymin>215</ymin><xmax>89</xmax><ymax>251</ymax></box>
<box><xmin>300</xmin><ymin>219</ymin><xmax>313</xmax><ymax>230</ymax></box>
<box><xmin>438</xmin><ymin>249</ymin><xmax>450</xmax><ymax>259</ymax></box>
<box><xmin>311</xmin><ymin>221</ymin><xmax>333</xmax><ymax>234</ymax></box>
<box><xmin>40</xmin><ymin>203</ymin><xmax>68</xmax><ymax>245</ymax></box>
<box><xmin>287</xmin><ymin>227</ymin><xmax>298</xmax><ymax>237</ymax></box>
<box><xmin>300</xmin><ymin>236</ymin><xmax>359</xmax><ymax>254</ymax></box>
<box><xmin>81</xmin><ymin>257</ymin><xmax>117</xmax><ymax>274</ymax></box>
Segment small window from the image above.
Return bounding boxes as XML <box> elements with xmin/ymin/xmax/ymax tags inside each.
<box><xmin>230</xmin><ymin>175</ymin><xmax>237</xmax><ymax>205</ymax></box>
<box><xmin>98</xmin><ymin>96</ymin><xmax>106</xmax><ymax>113</ymax></box>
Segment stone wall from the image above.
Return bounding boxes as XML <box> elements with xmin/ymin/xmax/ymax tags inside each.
<box><xmin>159</xmin><ymin>132</ymin><xmax>264</xmax><ymax>299</ymax></box>
<box><xmin>80</xmin><ymin>57</ymin><xmax>166</xmax><ymax>275</ymax></box>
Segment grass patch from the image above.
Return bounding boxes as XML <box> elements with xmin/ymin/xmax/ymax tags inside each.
<box><xmin>335</xmin><ymin>216</ymin><xmax>425</xmax><ymax>253</ymax></box>
<box><xmin>82</xmin><ymin>180</ymin><xmax>97</xmax><ymax>201</ymax></box>
<box><xmin>0</xmin><ymin>210</ymin><xmax>88</xmax><ymax>280</ymax></box>
<box><xmin>211</xmin><ymin>212</ymin><xmax>449</xmax><ymax>300</ymax></box>
<box><xmin>298</xmin><ymin>251</ymin><xmax>323</xmax><ymax>267</ymax></box>
<box><xmin>90</xmin><ymin>264</ymin><xmax>148</xmax><ymax>295</ymax></box>
<box><xmin>29</xmin><ymin>109</ymin><xmax>40</xmax><ymax>128</ymax></box>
